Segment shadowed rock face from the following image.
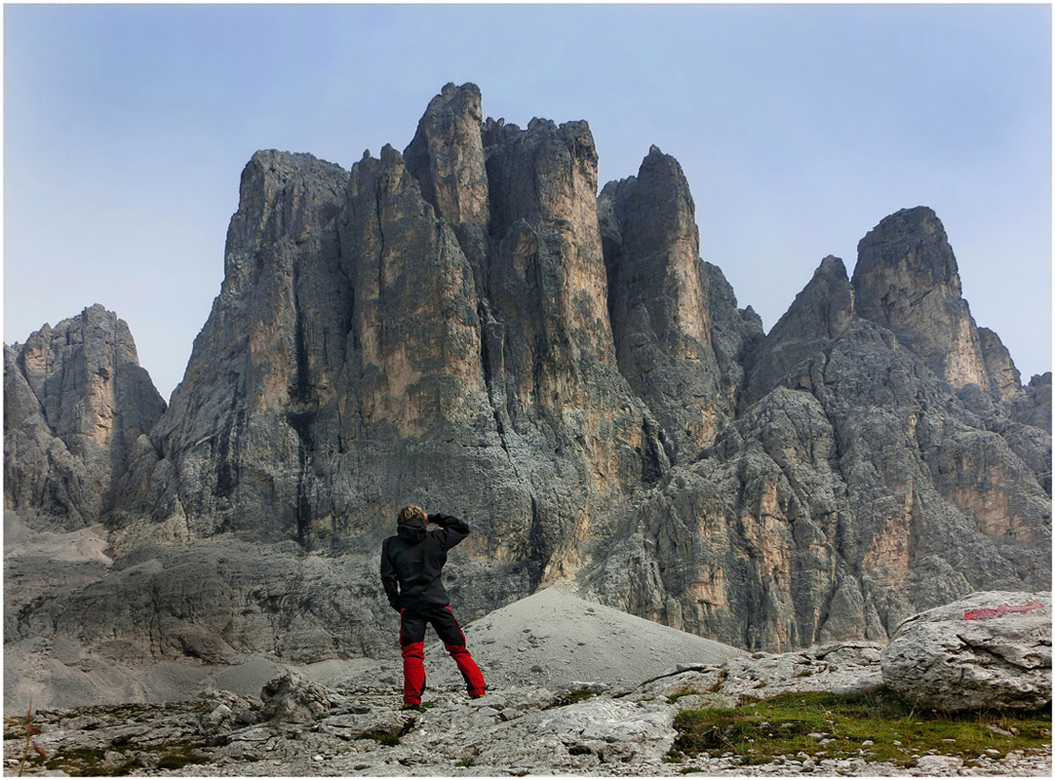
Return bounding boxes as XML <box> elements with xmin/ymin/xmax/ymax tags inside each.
<box><xmin>4</xmin><ymin>84</ymin><xmax>1050</xmax><ymax>673</ymax></box>
<box><xmin>147</xmin><ymin>150</ymin><xmax>351</xmax><ymax>541</ymax></box>
<box><xmin>742</xmin><ymin>254</ymin><xmax>855</xmax><ymax>406</ymax></box>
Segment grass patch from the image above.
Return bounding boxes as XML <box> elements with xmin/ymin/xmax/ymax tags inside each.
<box><xmin>670</xmin><ymin>688</ymin><xmax>1052</xmax><ymax>767</ymax></box>
<box><xmin>153</xmin><ymin>743</ymin><xmax>212</xmax><ymax>771</ymax></box>
<box><xmin>40</xmin><ymin>741</ymin><xmax>212</xmax><ymax>776</ymax></box>
<box><xmin>668</xmin><ymin>688</ymin><xmax>700</xmax><ymax>704</ymax></box>
<box><xmin>708</xmin><ymin>669</ymin><xmax>729</xmax><ymax>693</ymax></box>
<box><xmin>364</xmin><ymin>730</ymin><xmax>402</xmax><ymax>747</ymax></box>
<box><xmin>553</xmin><ymin>688</ymin><xmax>601</xmax><ymax>707</ymax></box>
<box><xmin>44</xmin><ymin>747</ymin><xmax>119</xmax><ymax>777</ymax></box>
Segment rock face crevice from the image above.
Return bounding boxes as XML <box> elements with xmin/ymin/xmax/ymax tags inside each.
<box><xmin>5</xmin><ymin>83</ymin><xmax>1050</xmax><ymax>673</ymax></box>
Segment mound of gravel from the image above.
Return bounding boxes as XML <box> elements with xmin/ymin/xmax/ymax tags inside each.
<box><xmin>332</xmin><ymin>584</ymin><xmax>743</xmax><ymax>693</ymax></box>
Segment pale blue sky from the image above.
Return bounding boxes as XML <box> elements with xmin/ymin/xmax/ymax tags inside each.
<box><xmin>5</xmin><ymin>3</ymin><xmax>1051</xmax><ymax>401</ymax></box>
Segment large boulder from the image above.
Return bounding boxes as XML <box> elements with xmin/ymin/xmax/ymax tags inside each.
<box><xmin>880</xmin><ymin>591</ymin><xmax>1052</xmax><ymax>711</ymax></box>
<box><xmin>259</xmin><ymin>670</ymin><xmax>346</xmax><ymax>724</ymax></box>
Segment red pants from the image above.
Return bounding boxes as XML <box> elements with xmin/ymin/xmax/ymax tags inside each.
<box><xmin>399</xmin><ymin>605</ymin><xmax>486</xmax><ymax>706</ymax></box>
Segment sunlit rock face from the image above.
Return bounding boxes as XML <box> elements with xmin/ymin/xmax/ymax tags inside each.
<box><xmin>4</xmin><ymin>85</ymin><xmax>1050</xmax><ymax>665</ymax></box>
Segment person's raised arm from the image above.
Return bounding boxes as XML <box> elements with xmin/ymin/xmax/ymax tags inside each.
<box><xmin>429</xmin><ymin>512</ymin><xmax>470</xmax><ymax>550</ymax></box>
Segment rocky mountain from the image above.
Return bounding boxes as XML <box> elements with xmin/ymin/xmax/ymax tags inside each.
<box><xmin>4</xmin><ymin>84</ymin><xmax>1050</xmax><ymax>702</ymax></box>
<box><xmin>5</xmin><ymin>305</ymin><xmax>166</xmax><ymax>527</ymax></box>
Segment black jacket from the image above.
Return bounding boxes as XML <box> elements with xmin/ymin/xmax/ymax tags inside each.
<box><xmin>380</xmin><ymin>513</ymin><xmax>469</xmax><ymax>612</ymax></box>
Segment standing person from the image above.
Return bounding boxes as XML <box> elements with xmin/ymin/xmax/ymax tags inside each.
<box><xmin>380</xmin><ymin>505</ymin><xmax>486</xmax><ymax>709</ymax></box>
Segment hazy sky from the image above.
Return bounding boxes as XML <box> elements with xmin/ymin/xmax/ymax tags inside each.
<box><xmin>5</xmin><ymin>3</ymin><xmax>1051</xmax><ymax>402</ymax></box>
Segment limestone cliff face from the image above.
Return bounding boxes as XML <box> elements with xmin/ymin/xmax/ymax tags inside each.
<box><xmin>742</xmin><ymin>255</ymin><xmax>855</xmax><ymax>406</ymax></box>
<box><xmin>148</xmin><ymin>151</ymin><xmax>350</xmax><ymax>541</ymax></box>
<box><xmin>4</xmin><ymin>305</ymin><xmax>166</xmax><ymax>527</ymax></box>
<box><xmin>404</xmin><ymin>82</ymin><xmax>490</xmax><ymax>228</ymax></box>
<box><xmin>977</xmin><ymin>326</ymin><xmax>1022</xmax><ymax>403</ymax></box>
<box><xmin>5</xmin><ymin>85</ymin><xmax>1050</xmax><ymax>667</ymax></box>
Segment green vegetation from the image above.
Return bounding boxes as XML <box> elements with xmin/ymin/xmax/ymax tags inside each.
<box><xmin>708</xmin><ymin>669</ymin><xmax>729</xmax><ymax>693</ymax></box>
<box><xmin>669</xmin><ymin>688</ymin><xmax>1052</xmax><ymax>767</ymax></box>
<box><xmin>553</xmin><ymin>688</ymin><xmax>600</xmax><ymax>707</ymax></box>
<box><xmin>364</xmin><ymin>729</ymin><xmax>402</xmax><ymax>747</ymax></box>
<box><xmin>153</xmin><ymin>743</ymin><xmax>213</xmax><ymax>771</ymax></box>
<box><xmin>44</xmin><ymin>747</ymin><xmax>115</xmax><ymax>776</ymax></box>
<box><xmin>34</xmin><ymin>741</ymin><xmax>212</xmax><ymax>776</ymax></box>
<box><xmin>667</xmin><ymin>688</ymin><xmax>699</xmax><ymax>704</ymax></box>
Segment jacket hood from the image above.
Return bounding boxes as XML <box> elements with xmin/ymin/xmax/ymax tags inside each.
<box><xmin>397</xmin><ymin>517</ymin><xmax>428</xmax><ymax>543</ymax></box>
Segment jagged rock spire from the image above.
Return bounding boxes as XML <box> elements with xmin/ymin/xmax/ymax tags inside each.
<box><xmin>599</xmin><ymin>145</ymin><xmax>725</xmax><ymax>460</ymax></box>
<box><xmin>403</xmin><ymin>82</ymin><xmax>489</xmax><ymax>227</ymax></box>
<box><xmin>742</xmin><ymin>254</ymin><xmax>855</xmax><ymax>404</ymax></box>
<box><xmin>852</xmin><ymin>206</ymin><xmax>989</xmax><ymax>390</ymax></box>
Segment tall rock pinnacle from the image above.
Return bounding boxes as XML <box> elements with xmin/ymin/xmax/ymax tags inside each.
<box><xmin>341</xmin><ymin>142</ymin><xmax>489</xmax><ymax>437</ymax></box>
<box><xmin>599</xmin><ymin>146</ymin><xmax>724</xmax><ymax>461</ymax></box>
<box><xmin>403</xmin><ymin>82</ymin><xmax>490</xmax><ymax>228</ymax></box>
<box><xmin>852</xmin><ymin>206</ymin><xmax>989</xmax><ymax>391</ymax></box>
<box><xmin>150</xmin><ymin>150</ymin><xmax>351</xmax><ymax>540</ymax></box>
<box><xmin>743</xmin><ymin>254</ymin><xmax>855</xmax><ymax>404</ymax></box>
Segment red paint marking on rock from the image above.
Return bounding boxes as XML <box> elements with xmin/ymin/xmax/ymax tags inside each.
<box><xmin>963</xmin><ymin>602</ymin><xmax>1043</xmax><ymax>621</ymax></box>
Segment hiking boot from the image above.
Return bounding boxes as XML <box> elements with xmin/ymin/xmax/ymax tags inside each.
<box><xmin>401</xmin><ymin>703</ymin><xmax>423</xmax><ymax>711</ymax></box>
